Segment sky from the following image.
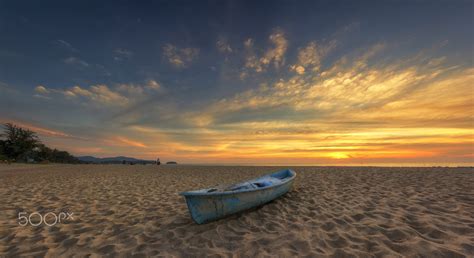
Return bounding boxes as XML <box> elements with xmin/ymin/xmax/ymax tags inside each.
<box><xmin>0</xmin><ymin>0</ymin><xmax>473</xmax><ymax>165</ymax></box>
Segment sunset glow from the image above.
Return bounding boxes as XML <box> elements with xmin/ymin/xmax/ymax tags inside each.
<box><xmin>0</xmin><ymin>1</ymin><xmax>472</xmax><ymax>165</ymax></box>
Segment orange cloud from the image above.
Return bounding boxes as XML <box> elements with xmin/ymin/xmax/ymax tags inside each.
<box><xmin>243</xmin><ymin>29</ymin><xmax>288</xmax><ymax>74</ymax></box>
<box><xmin>19</xmin><ymin>34</ymin><xmax>474</xmax><ymax>165</ymax></box>
<box><xmin>0</xmin><ymin>119</ymin><xmax>71</xmax><ymax>138</ymax></box>
<box><xmin>144</xmin><ymin>42</ymin><xmax>472</xmax><ymax>164</ymax></box>
<box><xmin>113</xmin><ymin>136</ymin><xmax>147</xmax><ymax>148</ymax></box>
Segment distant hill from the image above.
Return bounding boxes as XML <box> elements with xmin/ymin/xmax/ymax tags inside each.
<box><xmin>77</xmin><ymin>156</ymin><xmax>155</xmax><ymax>164</ymax></box>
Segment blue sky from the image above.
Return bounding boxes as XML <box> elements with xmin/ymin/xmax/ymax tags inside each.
<box><xmin>0</xmin><ymin>0</ymin><xmax>472</xmax><ymax>164</ymax></box>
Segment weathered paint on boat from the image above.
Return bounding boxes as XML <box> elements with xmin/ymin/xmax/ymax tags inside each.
<box><xmin>180</xmin><ymin>169</ymin><xmax>296</xmax><ymax>224</ymax></box>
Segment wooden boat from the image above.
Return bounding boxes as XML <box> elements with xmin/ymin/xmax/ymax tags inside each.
<box><xmin>180</xmin><ymin>169</ymin><xmax>296</xmax><ymax>224</ymax></box>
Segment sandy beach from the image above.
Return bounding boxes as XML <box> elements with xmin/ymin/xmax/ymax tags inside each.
<box><xmin>0</xmin><ymin>164</ymin><xmax>473</xmax><ymax>257</ymax></box>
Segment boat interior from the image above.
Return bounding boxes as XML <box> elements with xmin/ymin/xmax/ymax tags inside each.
<box><xmin>207</xmin><ymin>169</ymin><xmax>294</xmax><ymax>193</ymax></box>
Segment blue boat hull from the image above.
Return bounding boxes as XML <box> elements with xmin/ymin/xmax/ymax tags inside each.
<box><xmin>180</xmin><ymin>169</ymin><xmax>296</xmax><ymax>224</ymax></box>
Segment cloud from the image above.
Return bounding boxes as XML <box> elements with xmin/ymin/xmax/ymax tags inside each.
<box><xmin>290</xmin><ymin>40</ymin><xmax>337</xmax><ymax>74</ymax></box>
<box><xmin>243</xmin><ymin>29</ymin><xmax>288</xmax><ymax>75</ymax></box>
<box><xmin>116</xmin><ymin>83</ymin><xmax>145</xmax><ymax>96</ymax></box>
<box><xmin>146</xmin><ymin>80</ymin><xmax>161</xmax><ymax>91</ymax></box>
<box><xmin>63</xmin><ymin>85</ymin><xmax>129</xmax><ymax>106</ymax></box>
<box><xmin>216</xmin><ymin>38</ymin><xmax>232</xmax><ymax>54</ymax></box>
<box><xmin>0</xmin><ymin>81</ymin><xmax>20</xmax><ymax>95</ymax></box>
<box><xmin>116</xmin><ymin>80</ymin><xmax>163</xmax><ymax>97</ymax></box>
<box><xmin>157</xmin><ymin>41</ymin><xmax>472</xmax><ymax>164</ymax></box>
<box><xmin>23</xmin><ymin>30</ymin><xmax>473</xmax><ymax>164</ymax></box>
<box><xmin>55</xmin><ymin>39</ymin><xmax>78</xmax><ymax>52</ymax></box>
<box><xmin>0</xmin><ymin>119</ymin><xmax>75</xmax><ymax>139</ymax></box>
<box><xmin>33</xmin><ymin>94</ymin><xmax>51</xmax><ymax>100</ymax></box>
<box><xmin>40</xmin><ymin>84</ymin><xmax>125</xmax><ymax>106</ymax></box>
<box><xmin>114</xmin><ymin>48</ymin><xmax>133</xmax><ymax>61</ymax></box>
<box><xmin>163</xmin><ymin>44</ymin><xmax>199</xmax><ymax>68</ymax></box>
<box><xmin>110</xmin><ymin>136</ymin><xmax>147</xmax><ymax>148</ymax></box>
<box><xmin>35</xmin><ymin>85</ymin><xmax>50</xmax><ymax>94</ymax></box>
<box><xmin>263</xmin><ymin>29</ymin><xmax>288</xmax><ymax>68</ymax></box>
<box><xmin>35</xmin><ymin>80</ymin><xmax>164</xmax><ymax>108</ymax></box>
<box><xmin>292</xmin><ymin>66</ymin><xmax>305</xmax><ymax>75</ymax></box>
<box><xmin>33</xmin><ymin>85</ymin><xmax>51</xmax><ymax>99</ymax></box>
<box><xmin>244</xmin><ymin>54</ymin><xmax>263</xmax><ymax>73</ymax></box>
<box><xmin>244</xmin><ymin>38</ymin><xmax>253</xmax><ymax>48</ymax></box>
<box><xmin>210</xmin><ymin>44</ymin><xmax>442</xmax><ymax>118</ymax></box>
<box><xmin>64</xmin><ymin>57</ymin><xmax>89</xmax><ymax>67</ymax></box>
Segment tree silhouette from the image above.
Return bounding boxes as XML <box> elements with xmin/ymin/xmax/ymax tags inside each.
<box><xmin>0</xmin><ymin>123</ymin><xmax>80</xmax><ymax>163</ymax></box>
<box><xmin>0</xmin><ymin>123</ymin><xmax>39</xmax><ymax>161</ymax></box>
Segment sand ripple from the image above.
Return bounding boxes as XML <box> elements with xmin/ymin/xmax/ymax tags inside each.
<box><xmin>0</xmin><ymin>165</ymin><xmax>473</xmax><ymax>257</ymax></box>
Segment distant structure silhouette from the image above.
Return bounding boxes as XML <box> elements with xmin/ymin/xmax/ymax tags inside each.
<box><xmin>156</xmin><ymin>158</ymin><xmax>161</xmax><ymax>165</ymax></box>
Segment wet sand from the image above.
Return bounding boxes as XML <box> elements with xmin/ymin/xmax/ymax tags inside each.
<box><xmin>0</xmin><ymin>164</ymin><xmax>473</xmax><ymax>257</ymax></box>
